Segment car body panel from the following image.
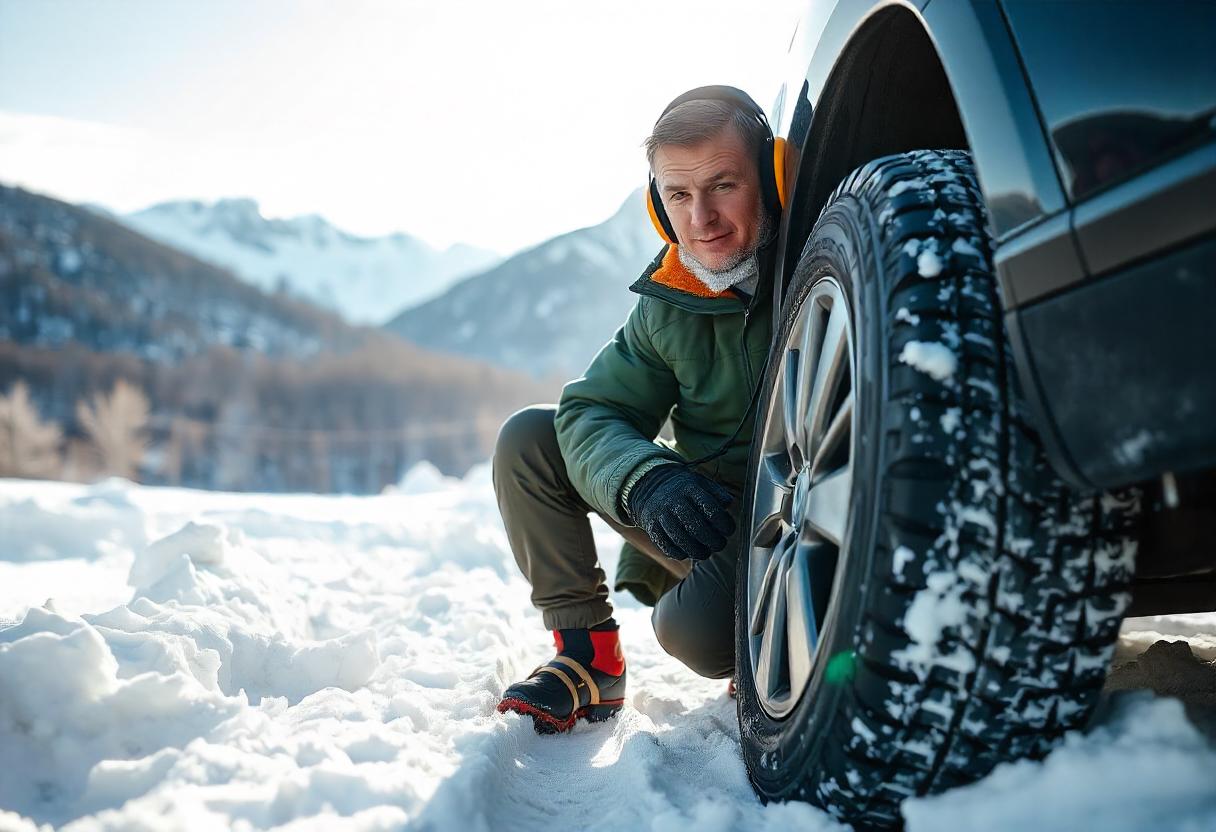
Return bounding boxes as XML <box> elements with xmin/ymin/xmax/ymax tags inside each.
<box><xmin>1073</xmin><ymin>141</ymin><xmax>1216</xmax><ymax>279</ymax></box>
<box><xmin>1013</xmin><ymin>233</ymin><xmax>1216</xmax><ymax>487</ymax></box>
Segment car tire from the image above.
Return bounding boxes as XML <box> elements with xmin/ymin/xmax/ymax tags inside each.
<box><xmin>735</xmin><ymin>149</ymin><xmax>1141</xmax><ymax>828</ymax></box>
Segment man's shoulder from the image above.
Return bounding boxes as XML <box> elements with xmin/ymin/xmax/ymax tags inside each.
<box><xmin>630</xmin><ymin>292</ymin><xmax>689</xmax><ymax>339</ymax></box>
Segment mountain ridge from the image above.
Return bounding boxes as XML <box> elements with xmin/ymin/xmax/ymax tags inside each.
<box><xmin>122</xmin><ymin>197</ymin><xmax>501</xmax><ymax>324</ymax></box>
<box><xmin>385</xmin><ymin>188</ymin><xmax>661</xmax><ymax>380</ymax></box>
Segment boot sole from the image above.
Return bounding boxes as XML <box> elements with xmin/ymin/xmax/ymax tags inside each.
<box><xmin>497</xmin><ymin>697</ymin><xmax>625</xmax><ymax>734</ymax></box>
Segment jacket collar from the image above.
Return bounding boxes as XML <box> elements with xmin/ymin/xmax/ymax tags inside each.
<box><xmin>629</xmin><ymin>243</ymin><xmax>770</xmax><ymax>316</ymax></box>
<box><xmin>647</xmin><ymin>245</ymin><xmax>735</xmax><ymax>299</ymax></box>
<box><xmin>630</xmin><ymin>245</ymin><xmax>745</xmax><ymax>314</ymax></box>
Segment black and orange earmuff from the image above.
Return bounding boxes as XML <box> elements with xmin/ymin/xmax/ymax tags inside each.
<box><xmin>645</xmin><ymin>85</ymin><xmax>787</xmax><ymax>246</ymax></box>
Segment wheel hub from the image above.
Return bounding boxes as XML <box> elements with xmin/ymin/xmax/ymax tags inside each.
<box><xmin>792</xmin><ymin>468</ymin><xmax>811</xmax><ymax>520</ymax></box>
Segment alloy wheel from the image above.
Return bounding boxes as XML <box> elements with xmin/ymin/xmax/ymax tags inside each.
<box><xmin>746</xmin><ymin>275</ymin><xmax>856</xmax><ymax>719</ymax></box>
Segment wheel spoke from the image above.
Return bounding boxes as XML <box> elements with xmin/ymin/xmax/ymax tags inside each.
<box><xmin>810</xmin><ymin>391</ymin><xmax>853</xmax><ymax>478</ymax></box>
<box><xmin>751</xmin><ymin>453</ymin><xmax>791</xmax><ymax>548</ymax></box>
<box><xmin>750</xmin><ymin>532</ymin><xmax>792</xmax><ymax>636</ymax></box>
<box><xmin>804</xmin><ymin>299</ymin><xmax>849</xmax><ymax>455</ymax></box>
<box><xmin>792</xmin><ymin>301</ymin><xmax>823</xmax><ymax>453</ymax></box>
<box><xmin>781</xmin><ymin>349</ymin><xmax>804</xmax><ymax>470</ymax></box>
<box><xmin>804</xmin><ymin>466</ymin><xmax>852</xmax><ymax>546</ymax></box>
<box><xmin>784</xmin><ymin>541</ymin><xmax>820</xmax><ymax>700</ymax></box>
<box><xmin>754</xmin><ymin>543</ymin><xmax>793</xmax><ymax>698</ymax></box>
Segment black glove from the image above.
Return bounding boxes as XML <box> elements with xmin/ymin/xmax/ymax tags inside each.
<box><xmin>626</xmin><ymin>464</ymin><xmax>736</xmax><ymax>561</ymax></box>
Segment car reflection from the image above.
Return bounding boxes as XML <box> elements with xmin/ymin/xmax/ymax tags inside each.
<box><xmin>1054</xmin><ymin>107</ymin><xmax>1216</xmax><ymax>198</ymax></box>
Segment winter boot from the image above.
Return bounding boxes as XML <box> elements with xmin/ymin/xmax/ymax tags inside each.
<box><xmin>497</xmin><ymin>620</ymin><xmax>626</xmax><ymax>734</ymax></box>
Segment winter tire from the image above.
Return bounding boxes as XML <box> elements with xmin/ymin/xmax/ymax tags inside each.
<box><xmin>735</xmin><ymin>150</ymin><xmax>1141</xmax><ymax>828</ymax></box>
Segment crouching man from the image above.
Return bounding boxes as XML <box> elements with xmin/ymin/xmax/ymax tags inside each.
<box><xmin>493</xmin><ymin>86</ymin><xmax>784</xmax><ymax>733</ymax></box>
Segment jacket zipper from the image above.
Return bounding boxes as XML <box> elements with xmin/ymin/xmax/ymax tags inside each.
<box><xmin>732</xmin><ymin>283</ymin><xmax>756</xmax><ymax>392</ymax></box>
<box><xmin>741</xmin><ymin>305</ymin><xmax>754</xmax><ymax>391</ymax></box>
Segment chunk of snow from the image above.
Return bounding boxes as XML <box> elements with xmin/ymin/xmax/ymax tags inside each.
<box><xmin>852</xmin><ymin>717</ymin><xmax>877</xmax><ymax>744</ymax></box>
<box><xmin>128</xmin><ymin>521</ymin><xmax>231</xmax><ymax>590</ymax></box>
<box><xmin>894</xmin><ymin>571</ymin><xmax>976</xmax><ymax>677</ymax></box>
<box><xmin>902</xmin><ymin>238</ymin><xmax>945</xmax><ymax>278</ymax></box>
<box><xmin>888</xmin><ymin>178</ymin><xmax>926</xmax><ymax>197</ymax></box>
<box><xmin>899</xmin><ymin>341</ymin><xmax>957</xmax><ymax>381</ymax></box>
<box><xmin>893</xmin><ymin>546</ymin><xmax>916</xmax><ymax>578</ymax></box>
<box><xmin>0</xmin><ymin>611</ymin><xmax>242</xmax><ymax>818</ymax></box>
<box><xmin>957</xmin><ymin>506</ymin><xmax>997</xmax><ymax>537</ymax></box>
<box><xmin>917</xmin><ymin>249</ymin><xmax>943</xmax><ymax>278</ymax></box>
<box><xmin>940</xmin><ymin>407</ymin><xmax>962</xmax><ymax>434</ymax></box>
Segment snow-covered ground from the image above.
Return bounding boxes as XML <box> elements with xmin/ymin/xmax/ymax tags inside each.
<box><xmin>1</xmin><ymin>471</ymin><xmax>1214</xmax><ymax>831</ymax></box>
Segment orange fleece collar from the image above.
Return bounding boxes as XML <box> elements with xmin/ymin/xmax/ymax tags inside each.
<box><xmin>649</xmin><ymin>245</ymin><xmax>734</xmax><ymax>300</ymax></box>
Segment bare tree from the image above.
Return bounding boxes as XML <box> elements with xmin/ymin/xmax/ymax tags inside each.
<box><xmin>0</xmin><ymin>381</ymin><xmax>64</xmax><ymax>479</ymax></box>
<box><xmin>76</xmin><ymin>379</ymin><xmax>149</xmax><ymax>480</ymax></box>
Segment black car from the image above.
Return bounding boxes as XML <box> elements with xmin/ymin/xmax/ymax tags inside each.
<box><xmin>736</xmin><ymin>0</ymin><xmax>1216</xmax><ymax>826</ymax></box>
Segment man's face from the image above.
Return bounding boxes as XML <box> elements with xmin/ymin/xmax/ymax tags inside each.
<box><xmin>652</xmin><ymin>127</ymin><xmax>763</xmax><ymax>272</ymax></box>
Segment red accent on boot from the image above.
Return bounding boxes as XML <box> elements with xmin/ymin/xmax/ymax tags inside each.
<box><xmin>589</xmin><ymin>629</ymin><xmax>625</xmax><ymax>676</ymax></box>
<box><xmin>552</xmin><ymin>630</ymin><xmax>565</xmax><ymax>653</ymax></box>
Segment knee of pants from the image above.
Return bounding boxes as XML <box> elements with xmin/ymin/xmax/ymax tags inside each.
<box><xmin>651</xmin><ymin>595</ymin><xmax>735</xmax><ymax>679</ymax></box>
<box><xmin>494</xmin><ymin>405</ymin><xmax>556</xmax><ymax>469</ymax></box>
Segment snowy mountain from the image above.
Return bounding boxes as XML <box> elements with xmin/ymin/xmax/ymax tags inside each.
<box><xmin>385</xmin><ymin>189</ymin><xmax>661</xmax><ymax>380</ymax></box>
<box><xmin>123</xmin><ymin>198</ymin><xmax>501</xmax><ymax>325</ymax></box>
<box><xmin>1</xmin><ymin>474</ymin><xmax>1215</xmax><ymax>831</ymax></box>
<box><xmin>0</xmin><ymin>184</ymin><xmax>355</xmax><ymax>361</ymax></box>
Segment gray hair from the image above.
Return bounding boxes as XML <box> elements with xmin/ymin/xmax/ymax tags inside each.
<box><xmin>644</xmin><ymin>99</ymin><xmax>766</xmax><ymax>169</ymax></box>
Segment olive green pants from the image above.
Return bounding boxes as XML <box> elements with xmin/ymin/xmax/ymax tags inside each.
<box><xmin>491</xmin><ymin>405</ymin><xmax>740</xmax><ymax>679</ymax></box>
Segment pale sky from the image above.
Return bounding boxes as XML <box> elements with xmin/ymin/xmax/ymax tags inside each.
<box><xmin>0</xmin><ymin>0</ymin><xmax>803</xmax><ymax>254</ymax></box>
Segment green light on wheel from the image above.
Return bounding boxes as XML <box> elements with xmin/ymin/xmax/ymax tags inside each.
<box><xmin>825</xmin><ymin>650</ymin><xmax>856</xmax><ymax>685</ymax></box>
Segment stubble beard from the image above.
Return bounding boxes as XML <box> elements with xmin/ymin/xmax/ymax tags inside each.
<box><xmin>678</xmin><ymin>206</ymin><xmax>773</xmax><ymax>293</ymax></box>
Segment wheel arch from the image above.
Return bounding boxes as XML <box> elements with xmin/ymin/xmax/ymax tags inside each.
<box><xmin>778</xmin><ymin>4</ymin><xmax>964</xmax><ymax>304</ymax></box>
<box><xmin>775</xmin><ymin>0</ymin><xmax>1066</xmax><ymax>305</ymax></box>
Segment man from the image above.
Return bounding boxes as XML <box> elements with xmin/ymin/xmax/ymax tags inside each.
<box><xmin>493</xmin><ymin>86</ymin><xmax>782</xmax><ymax>734</ymax></box>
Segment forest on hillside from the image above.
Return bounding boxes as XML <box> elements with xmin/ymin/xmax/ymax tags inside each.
<box><xmin>0</xmin><ymin>339</ymin><xmax>553</xmax><ymax>492</ymax></box>
<box><xmin>0</xmin><ymin>185</ymin><xmax>555</xmax><ymax>493</ymax></box>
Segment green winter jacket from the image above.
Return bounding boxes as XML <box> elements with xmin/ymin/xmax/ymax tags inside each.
<box><xmin>554</xmin><ymin>243</ymin><xmax>774</xmax><ymax>602</ymax></box>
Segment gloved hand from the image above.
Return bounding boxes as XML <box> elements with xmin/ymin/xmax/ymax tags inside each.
<box><xmin>626</xmin><ymin>464</ymin><xmax>736</xmax><ymax>561</ymax></box>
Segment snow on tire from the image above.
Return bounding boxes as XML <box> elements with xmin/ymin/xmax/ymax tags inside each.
<box><xmin>735</xmin><ymin>149</ymin><xmax>1141</xmax><ymax>828</ymax></box>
